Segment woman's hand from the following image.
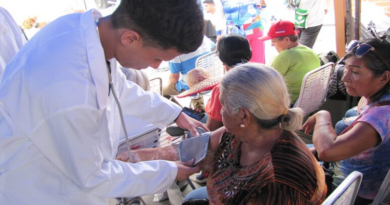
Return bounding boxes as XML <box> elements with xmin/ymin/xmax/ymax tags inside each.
<box><xmin>116</xmin><ymin>151</ymin><xmax>129</xmax><ymax>162</ymax></box>
<box><xmin>175</xmin><ymin>159</ymin><xmax>200</xmax><ymax>180</ymax></box>
<box><xmin>175</xmin><ymin>112</ymin><xmax>209</xmax><ymax>136</ymax></box>
<box><xmin>302</xmin><ymin>115</ymin><xmax>317</xmax><ymax>135</ymax></box>
<box><xmin>302</xmin><ymin>111</ymin><xmax>331</xmax><ymax>134</ymax></box>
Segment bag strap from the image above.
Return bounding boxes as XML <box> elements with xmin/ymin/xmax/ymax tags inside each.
<box><xmin>339</xmin><ymin>100</ymin><xmax>390</xmax><ymax>135</ymax></box>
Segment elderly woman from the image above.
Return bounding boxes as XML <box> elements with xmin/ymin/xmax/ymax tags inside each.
<box><xmin>118</xmin><ymin>63</ymin><xmax>326</xmax><ymax>204</ymax></box>
<box><xmin>302</xmin><ymin>38</ymin><xmax>390</xmax><ymax>205</ymax></box>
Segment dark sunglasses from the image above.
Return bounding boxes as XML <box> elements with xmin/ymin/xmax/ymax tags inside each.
<box><xmin>346</xmin><ymin>40</ymin><xmax>390</xmax><ymax>70</ymax></box>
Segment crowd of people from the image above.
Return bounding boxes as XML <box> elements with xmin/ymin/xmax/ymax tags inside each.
<box><xmin>1</xmin><ymin>0</ymin><xmax>390</xmax><ymax>205</ymax></box>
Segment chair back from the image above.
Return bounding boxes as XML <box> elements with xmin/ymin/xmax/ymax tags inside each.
<box><xmin>149</xmin><ymin>77</ymin><xmax>163</xmax><ymax>96</ymax></box>
<box><xmin>371</xmin><ymin>169</ymin><xmax>390</xmax><ymax>205</ymax></box>
<box><xmin>294</xmin><ymin>62</ymin><xmax>334</xmax><ymax>117</ymax></box>
<box><xmin>195</xmin><ymin>51</ymin><xmax>224</xmax><ymax>78</ymax></box>
<box><xmin>322</xmin><ymin>171</ymin><xmax>363</xmax><ymax>205</ymax></box>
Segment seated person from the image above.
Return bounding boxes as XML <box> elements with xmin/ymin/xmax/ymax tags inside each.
<box><xmin>192</xmin><ymin>34</ymin><xmax>252</xmax><ymax>183</ymax></box>
<box><xmin>162</xmin><ymin>36</ymin><xmax>214</xmax><ymax>99</ymax></box>
<box><xmin>302</xmin><ymin>38</ymin><xmax>390</xmax><ymax>205</ymax></box>
<box><xmin>121</xmin><ymin>68</ymin><xmax>150</xmax><ymax>91</ymax></box>
<box><xmin>259</xmin><ymin>20</ymin><xmax>320</xmax><ymax>103</ymax></box>
<box><xmin>205</xmin><ymin>34</ymin><xmax>252</xmax><ymax>131</ymax></box>
<box><xmin>118</xmin><ymin>63</ymin><xmax>327</xmax><ymax>204</ymax></box>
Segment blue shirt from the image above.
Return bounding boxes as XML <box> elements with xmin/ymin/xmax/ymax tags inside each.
<box><xmin>169</xmin><ymin>36</ymin><xmax>214</xmax><ymax>91</ymax></box>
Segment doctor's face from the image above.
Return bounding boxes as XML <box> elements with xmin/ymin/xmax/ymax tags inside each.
<box><xmin>116</xmin><ymin>41</ymin><xmax>181</xmax><ymax>70</ymax></box>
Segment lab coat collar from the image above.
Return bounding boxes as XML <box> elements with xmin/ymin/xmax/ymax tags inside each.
<box><xmin>81</xmin><ymin>9</ymin><xmax>109</xmax><ymax>110</ymax></box>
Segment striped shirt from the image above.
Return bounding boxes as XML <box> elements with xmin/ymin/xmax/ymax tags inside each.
<box><xmin>207</xmin><ymin>130</ymin><xmax>326</xmax><ymax>205</ymax></box>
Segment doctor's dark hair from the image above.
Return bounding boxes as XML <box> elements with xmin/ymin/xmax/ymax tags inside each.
<box><xmin>220</xmin><ymin>63</ymin><xmax>303</xmax><ymax>131</ymax></box>
<box><xmin>217</xmin><ymin>35</ymin><xmax>252</xmax><ymax>67</ymax></box>
<box><xmin>344</xmin><ymin>38</ymin><xmax>390</xmax><ymax>102</ymax></box>
<box><xmin>111</xmin><ymin>0</ymin><xmax>204</xmax><ymax>54</ymax></box>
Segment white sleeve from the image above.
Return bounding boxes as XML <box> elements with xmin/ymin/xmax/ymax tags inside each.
<box><xmin>28</xmin><ymin>105</ymin><xmax>178</xmax><ymax>198</ymax></box>
<box><xmin>116</xmin><ymin>70</ymin><xmax>181</xmax><ymax>129</ymax></box>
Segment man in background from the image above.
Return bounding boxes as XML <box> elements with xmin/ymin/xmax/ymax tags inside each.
<box><xmin>259</xmin><ymin>20</ymin><xmax>320</xmax><ymax>103</ymax></box>
<box><xmin>203</xmin><ymin>0</ymin><xmax>226</xmax><ymax>42</ymax></box>
<box><xmin>294</xmin><ymin>0</ymin><xmax>327</xmax><ymax>48</ymax></box>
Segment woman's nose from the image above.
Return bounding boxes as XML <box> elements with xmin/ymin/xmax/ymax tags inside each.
<box><xmin>341</xmin><ymin>69</ymin><xmax>349</xmax><ymax>83</ymax></box>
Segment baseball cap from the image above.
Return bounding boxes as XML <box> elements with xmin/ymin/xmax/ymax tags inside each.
<box><xmin>258</xmin><ymin>20</ymin><xmax>298</xmax><ymax>41</ymax></box>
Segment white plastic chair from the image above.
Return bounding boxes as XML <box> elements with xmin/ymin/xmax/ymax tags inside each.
<box><xmin>371</xmin><ymin>169</ymin><xmax>390</xmax><ymax>205</ymax></box>
<box><xmin>149</xmin><ymin>77</ymin><xmax>163</xmax><ymax>96</ymax></box>
<box><xmin>322</xmin><ymin>171</ymin><xmax>363</xmax><ymax>205</ymax></box>
<box><xmin>195</xmin><ymin>50</ymin><xmax>224</xmax><ymax>78</ymax></box>
<box><xmin>294</xmin><ymin>62</ymin><xmax>335</xmax><ymax>117</ymax></box>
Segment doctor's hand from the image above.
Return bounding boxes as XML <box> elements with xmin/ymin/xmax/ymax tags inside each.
<box><xmin>175</xmin><ymin>159</ymin><xmax>200</xmax><ymax>181</ymax></box>
<box><xmin>175</xmin><ymin>112</ymin><xmax>209</xmax><ymax>137</ymax></box>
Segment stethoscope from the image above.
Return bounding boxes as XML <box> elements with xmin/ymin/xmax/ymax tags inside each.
<box><xmin>106</xmin><ymin>61</ymin><xmax>133</xmax><ymax>164</ymax></box>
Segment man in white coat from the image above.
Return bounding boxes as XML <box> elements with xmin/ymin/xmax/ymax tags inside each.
<box><xmin>0</xmin><ymin>6</ymin><xmax>26</xmax><ymax>79</ymax></box>
<box><xmin>0</xmin><ymin>0</ymin><xmax>206</xmax><ymax>204</ymax></box>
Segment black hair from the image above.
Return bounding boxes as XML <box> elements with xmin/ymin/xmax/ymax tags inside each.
<box><xmin>217</xmin><ymin>34</ymin><xmax>252</xmax><ymax>67</ymax></box>
<box><xmin>277</xmin><ymin>34</ymin><xmax>298</xmax><ymax>42</ymax></box>
<box><xmin>111</xmin><ymin>0</ymin><xmax>204</xmax><ymax>53</ymax></box>
<box><xmin>345</xmin><ymin>38</ymin><xmax>390</xmax><ymax>102</ymax></box>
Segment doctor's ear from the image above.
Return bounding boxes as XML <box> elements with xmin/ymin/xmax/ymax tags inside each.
<box><xmin>121</xmin><ymin>30</ymin><xmax>141</xmax><ymax>46</ymax></box>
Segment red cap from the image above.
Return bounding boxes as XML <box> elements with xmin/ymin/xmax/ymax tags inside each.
<box><xmin>258</xmin><ymin>20</ymin><xmax>298</xmax><ymax>41</ymax></box>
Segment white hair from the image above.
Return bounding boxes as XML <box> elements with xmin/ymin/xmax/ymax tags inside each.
<box><xmin>121</xmin><ymin>68</ymin><xmax>150</xmax><ymax>91</ymax></box>
<box><xmin>220</xmin><ymin>63</ymin><xmax>303</xmax><ymax>131</ymax></box>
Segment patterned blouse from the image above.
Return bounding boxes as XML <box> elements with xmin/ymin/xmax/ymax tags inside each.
<box><xmin>207</xmin><ymin>130</ymin><xmax>326</xmax><ymax>205</ymax></box>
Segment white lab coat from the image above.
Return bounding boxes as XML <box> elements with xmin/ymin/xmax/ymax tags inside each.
<box><xmin>0</xmin><ymin>6</ymin><xmax>26</xmax><ymax>79</ymax></box>
<box><xmin>0</xmin><ymin>10</ymin><xmax>181</xmax><ymax>205</ymax></box>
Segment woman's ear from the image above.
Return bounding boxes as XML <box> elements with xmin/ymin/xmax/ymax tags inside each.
<box><xmin>380</xmin><ymin>70</ymin><xmax>390</xmax><ymax>85</ymax></box>
<box><xmin>240</xmin><ymin>107</ymin><xmax>252</xmax><ymax>126</ymax></box>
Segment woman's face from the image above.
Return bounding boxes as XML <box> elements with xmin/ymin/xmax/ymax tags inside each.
<box><xmin>342</xmin><ymin>56</ymin><xmax>386</xmax><ymax>100</ymax></box>
<box><xmin>220</xmin><ymin>102</ymin><xmax>242</xmax><ymax>135</ymax></box>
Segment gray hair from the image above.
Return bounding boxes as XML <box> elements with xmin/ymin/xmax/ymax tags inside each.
<box><xmin>219</xmin><ymin>63</ymin><xmax>303</xmax><ymax>131</ymax></box>
<box><xmin>121</xmin><ymin>68</ymin><xmax>150</xmax><ymax>91</ymax></box>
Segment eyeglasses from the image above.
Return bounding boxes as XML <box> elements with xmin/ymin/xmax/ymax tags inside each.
<box><xmin>346</xmin><ymin>40</ymin><xmax>390</xmax><ymax>70</ymax></box>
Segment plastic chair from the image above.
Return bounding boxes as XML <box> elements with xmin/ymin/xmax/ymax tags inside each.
<box><xmin>371</xmin><ymin>169</ymin><xmax>390</xmax><ymax>205</ymax></box>
<box><xmin>149</xmin><ymin>77</ymin><xmax>163</xmax><ymax>96</ymax></box>
<box><xmin>294</xmin><ymin>62</ymin><xmax>335</xmax><ymax>117</ymax></box>
<box><xmin>195</xmin><ymin>51</ymin><xmax>224</xmax><ymax>78</ymax></box>
<box><xmin>322</xmin><ymin>171</ymin><xmax>363</xmax><ymax>205</ymax></box>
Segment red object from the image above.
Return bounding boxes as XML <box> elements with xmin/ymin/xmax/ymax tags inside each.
<box><xmin>258</xmin><ymin>20</ymin><xmax>299</xmax><ymax>41</ymax></box>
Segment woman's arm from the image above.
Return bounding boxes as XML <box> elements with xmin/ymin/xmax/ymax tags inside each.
<box><xmin>302</xmin><ymin>110</ymin><xmax>380</xmax><ymax>162</ymax></box>
<box><xmin>117</xmin><ymin>126</ymin><xmax>225</xmax><ymax>163</ymax></box>
<box><xmin>198</xmin><ymin>127</ymin><xmax>225</xmax><ymax>171</ymax></box>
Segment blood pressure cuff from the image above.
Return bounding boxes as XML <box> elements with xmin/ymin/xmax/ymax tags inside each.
<box><xmin>178</xmin><ymin>132</ymin><xmax>211</xmax><ymax>165</ymax></box>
